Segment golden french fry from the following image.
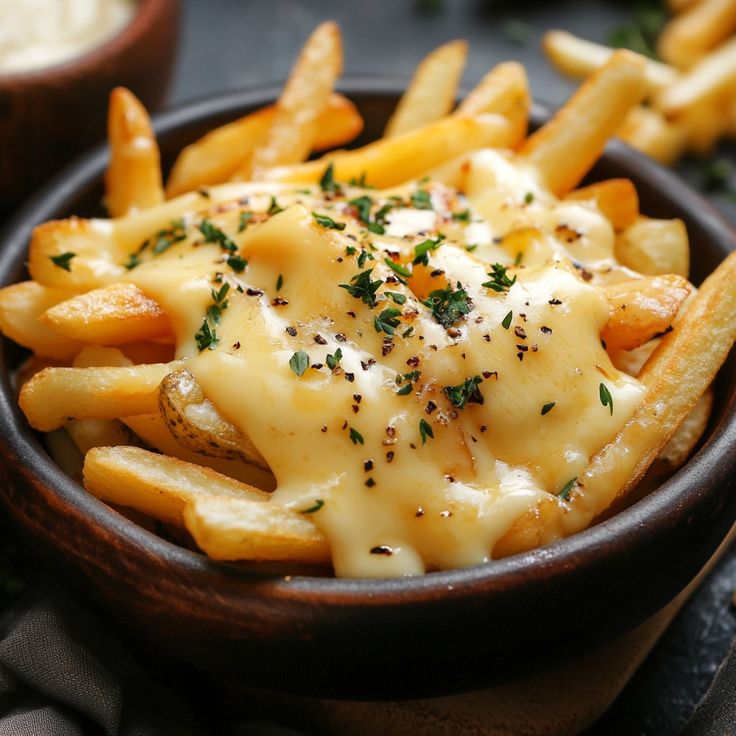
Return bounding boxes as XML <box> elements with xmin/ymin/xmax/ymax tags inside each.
<box><xmin>543</xmin><ymin>30</ymin><xmax>680</xmax><ymax>94</ymax></box>
<box><xmin>667</xmin><ymin>0</ymin><xmax>704</xmax><ymax>13</ymax></box>
<box><xmin>105</xmin><ymin>87</ymin><xmax>164</xmax><ymax>218</ymax></box>
<box><xmin>615</xmin><ymin>217</ymin><xmax>690</xmax><ymax>278</ymax></box>
<box><xmin>264</xmin><ymin>113</ymin><xmax>519</xmax><ymax>188</ymax></box>
<box><xmin>0</xmin><ymin>281</ymin><xmax>82</xmax><ymax>359</ymax></box>
<box><xmin>659</xmin><ymin>388</ymin><xmax>713</xmax><ymax>468</ymax></box>
<box><xmin>184</xmin><ymin>494</ymin><xmax>330</xmax><ymax>563</ymax></box>
<box><xmin>566</xmin><ymin>178</ymin><xmax>639</xmax><ymax>230</ymax></box>
<box><xmin>165</xmin><ymin>94</ymin><xmax>363</xmax><ymax>197</ymax></box>
<box><xmin>83</xmin><ymin>446</ymin><xmax>269</xmax><ymax>527</ymax></box>
<box><xmin>384</xmin><ymin>40</ymin><xmax>468</xmax><ymax>137</ymax></box>
<box><xmin>19</xmin><ymin>361</ymin><xmax>183</xmax><ymax>431</ymax></box>
<box><xmin>457</xmin><ymin>61</ymin><xmax>530</xmax><ymax>142</ymax></box>
<box><xmin>601</xmin><ymin>274</ymin><xmax>692</xmax><ymax>351</ymax></box>
<box><xmin>615</xmin><ymin>106</ymin><xmax>689</xmax><ymax>164</ymax></box>
<box><xmin>657</xmin><ymin>0</ymin><xmax>736</xmax><ymax>69</ymax></box>
<box><xmin>40</xmin><ymin>283</ymin><xmax>172</xmax><ymax>345</ymax></box>
<box><xmin>678</xmin><ymin>93</ymin><xmax>734</xmax><ymax>154</ymax></box>
<box><xmin>65</xmin><ymin>418</ymin><xmax>135</xmax><ymax>454</ymax></box>
<box><xmin>656</xmin><ymin>37</ymin><xmax>736</xmax><ymax>116</ymax></box>
<box><xmin>72</xmin><ymin>345</ymin><xmax>133</xmax><ymax>368</ymax></box>
<box><xmin>519</xmin><ymin>50</ymin><xmax>647</xmax><ymax>196</ymax></box>
<box><xmin>247</xmin><ymin>22</ymin><xmax>343</xmax><ymax>180</ymax></box>
<box><xmin>122</xmin><ymin>413</ymin><xmax>276</xmax><ymax>490</ymax></box>
<box><xmin>158</xmin><ymin>369</ymin><xmax>268</xmax><ymax>470</ymax></box>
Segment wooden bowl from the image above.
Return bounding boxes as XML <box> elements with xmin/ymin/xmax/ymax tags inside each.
<box><xmin>0</xmin><ymin>82</ymin><xmax>734</xmax><ymax>700</ymax></box>
<box><xmin>0</xmin><ymin>0</ymin><xmax>180</xmax><ymax>212</ymax></box>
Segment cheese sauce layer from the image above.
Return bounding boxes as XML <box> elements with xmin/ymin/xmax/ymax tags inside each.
<box><xmin>121</xmin><ymin>151</ymin><xmax>646</xmax><ymax>577</ymax></box>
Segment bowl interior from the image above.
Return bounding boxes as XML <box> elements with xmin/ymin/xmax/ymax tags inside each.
<box><xmin>0</xmin><ymin>82</ymin><xmax>735</xmax><ymax>699</ymax></box>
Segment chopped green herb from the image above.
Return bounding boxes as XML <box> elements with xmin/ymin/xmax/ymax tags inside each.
<box><xmin>301</xmin><ymin>499</ymin><xmax>325</xmax><ymax>513</ymax></box>
<box><xmin>502</xmin><ymin>311</ymin><xmax>513</xmax><ymax>330</ymax></box>
<box><xmin>276</xmin><ymin>274</ymin><xmax>284</xmax><ymax>291</ymax></box>
<box><xmin>465</xmin><ymin>244</ymin><xmax>478</xmax><ymax>252</ymax></box>
<box><xmin>599</xmin><ymin>382</ymin><xmax>614</xmax><ymax>415</ymax></box>
<box><xmin>326</xmin><ymin>347</ymin><xmax>343</xmax><ymax>370</ymax></box>
<box><xmin>541</xmin><ymin>401</ymin><xmax>556</xmax><ymax>416</ymax></box>
<box><xmin>49</xmin><ymin>252</ymin><xmax>76</xmax><ymax>271</ymax></box>
<box><xmin>419</xmin><ymin>418</ymin><xmax>434</xmax><ymax>445</ymax></box>
<box><xmin>413</xmin><ymin>236</ymin><xmax>444</xmax><ymax>266</ymax></box>
<box><xmin>349</xmin><ymin>195</ymin><xmax>372</xmax><ymax>223</ymax></box>
<box><xmin>289</xmin><ymin>350</ymin><xmax>310</xmax><ymax>377</ymax></box>
<box><xmin>558</xmin><ymin>477</ymin><xmax>577</xmax><ymax>501</ymax></box>
<box><xmin>410</xmin><ymin>190</ymin><xmax>433</xmax><ymax>210</ymax></box>
<box><xmin>356</xmin><ymin>249</ymin><xmax>374</xmax><ymax>268</ymax></box>
<box><xmin>606</xmin><ymin>1</ymin><xmax>667</xmax><ymax>59</ymax></box>
<box><xmin>313</xmin><ymin>212</ymin><xmax>346</xmax><ymax>230</ymax></box>
<box><xmin>374</xmin><ymin>307</ymin><xmax>402</xmax><ymax>335</ymax></box>
<box><xmin>345</xmin><ymin>245</ymin><xmax>358</xmax><ymax>256</ymax></box>
<box><xmin>396</xmin><ymin>383</ymin><xmax>413</xmax><ymax>396</ymax></box>
<box><xmin>349</xmin><ymin>172</ymin><xmax>372</xmax><ymax>188</ymax></box>
<box><xmin>238</xmin><ymin>211</ymin><xmax>253</xmax><ymax>232</ymax></box>
<box><xmin>443</xmin><ymin>376</ymin><xmax>484</xmax><ymax>409</ymax></box>
<box><xmin>152</xmin><ymin>219</ymin><xmax>187</xmax><ymax>255</ymax></box>
<box><xmin>349</xmin><ymin>426</ymin><xmax>364</xmax><ymax>445</ymax></box>
<box><xmin>401</xmin><ymin>326</ymin><xmax>415</xmax><ymax>338</ymax></box>
<box><xmin>267</xmin><ymin>197</ymin><xmax>284</xmax><ymax>216</ymax></box>
<box><xmin>482</xmin><ymin>263</ymin><xmax>517</xmax><ymax>293</ymax></box>
<box><xmin>366</xmin><ymin>221</ymin><xmax>385</xmax><ymax>235</ymax></box>
<box><xmin>195</xmin><ymin>319</ymin><xmax>218</xmax><ymax>351</ymax></box>
<box><xmin>452</xmin><ymin>209</ymin><xmax>471</xmax><ymax>222</ymax></box>
<box><xmin>339</xmin><ymin>269</ymin><xmax>383</xmax><ymax>308</ymax></box>
<box><xmin>422</xmin><ymin>282</ymin><xmax>472</xmax><ymax>328</ymax></box>
<box><xmin>124</xmin><ymin>252</ymin><xmax>141</xmax><ymax>270</ymax></box>
<box><xmin>385</xmin><ymin>291</ymin><xmax>407</xmax><ymax>305</ymax></box>
<box><xmin>524</xmin><ymin>191</ymin><xmax>535</xmax><ymax>204</ymax></box>
<box><xmin>226</xmin><ymin>254</ymin><xmax>247</xmax><ymax>273</ymax></box>
<box><xmin>514</xmin><ymin>251</ymin><xmax>523</xmax><ymax>266</ymax></box>
<box><xmin>199</xmin><ymin>219</ymin><xmax>237</xmax><ymax>252</ymax></box>
<box><xmin>320</xmin><ymin>163</ymin><xmax>341</xmax><ymax>194</ymax></box>
<box><xmin>384</xmin><ymin>258</ymin><xmax>412</xmax><ymax>278</ymax></box>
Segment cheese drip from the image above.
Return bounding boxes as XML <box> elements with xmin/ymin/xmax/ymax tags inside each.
<box><xmin>122</xmin><ymin>155</ymin><xmax>646</xmax><ymax>577</ymax></box>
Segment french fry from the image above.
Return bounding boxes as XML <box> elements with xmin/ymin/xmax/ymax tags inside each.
<box><xmin>19</xmin><ymin>361</ymin><xmax>183</xmax><ymax>431</ymax></box>
<box><xmin>656</xmin><ymin>37</ymin><xmax>736</xmax><ymax>117</ymax></box>
<box><xmin>601</xmin><ymin>274</ymin><xmax>692</xmax><ymax>351</ymax></box>
<box><xmin>247</xmin><ymin>22</ymin><xmax>343</xmax><ymax>180</ymax></box>
<box><xmin>615</xmin><ymin>106</ymin><xmax>689</xmax><ymax>165</ymax></box>
<box><xmin>615</xmin><ymin>217</ymin><xmax>690</xmax><ymax>278</ymax></box>
<box><xmin>659</xmin><ymin>388</ymin><xmax>713</xmax><ymax>468</ymax></box>
<box><xmin>566</xmin><ymin>178</ymin><xmax>639</xmax><ymax>230</ymax></box>
<box><xmin>384</xmin><ymin>40</ymin><xmax>468</xmax><ymax>137</ymax></box>
<box><xmin>667</xmin><ymin>0</ymin><xmax>704</xmax><ymax>13</ymax></box>
<box><xmin>457</xmin><ymin>61</ymin><xmax>530</xmax><ymax>142</ymax></box>
<box><xmin>122</xmin><ymin>413</ymin><xmax>276</xmax><ymax>490</ymax></box>
<box><xmin>40</xmin><ymin>283</ymin><xmax>172</xmax><ymax>345</ymax></box>
<box><xmin>83</xmin><ymin>446</ymin><xmax>269</xmax><ymax>527</ymax></box>
<box><xmin>264</xmin><ymin>113</ymin><xmax>519</xmax><ymax>188</ymax></box>
<box><xmin>165</xmin><ymin>94</ymin><xmax>363</xmax><ymax>197</ymax></box>
<box><xmin>657</xmin><ymin>0</ymin><xmax>736</xmax><ymax>69</ymax></box>
<box><xmin>105</xmin><ymin>87</ymin><xmax>164</xmax><ymax>218</ymax></box>
<box><xmin>519</xmin><ymin>51</ymin><xmax>648</xmax><ymax>196</ymax></box>
<box><xmin>65</xmin><ymin>418</ymin><xmax>135</xmax><ymax>454</ymax></box>
<box><xmin>72</xmin><ymin>345</ymin><xmax>133</xmax><ymax>368</ymax></box>
<box><xmin>678</xmin><ymin>93</ymin><xmax>735</xmax><ymax>154</ymax></box>
<box><xmin>543</xmin><ymin>30</ymin><xmax>680</xmax><ymax>94</ymax></box>
<box><xmin>184</xmin><ymin>494</ymin><xmax>330</xmax><ymax>563</ymax></box>
<box><xmin>0</xmin><ymin>281</ymin><xmax>81</xmax><ymax>359</ymax></box>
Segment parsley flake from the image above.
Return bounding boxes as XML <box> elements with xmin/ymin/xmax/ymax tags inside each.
<box><xmin>419</xmin><ymin>418</ymin><xmax>434</xmax><ymax>445</ymax></box>
<box><xmin>482</xmin><ymin>263</ymin><xmax>517</xmax><ymax>293</ymax></box>
<box><xmin>313</xmin><ymin>212</ymin><xmax>346</xmax><ymax>230</ymax></box>
<box><xmin>443</xmin><ymin>376</ymin><xmax>484</xmax><ymax>409</ymax></box>
<box><xmin>49</xmin><ymin>252</ymin><xmax>75</xmax><ymax>271</ymax></box>
<box><xmin>558</xmin><ymin>477</ymin><xmax>577</xmax><ymax>501</ymax></box>
<box><xmin>289</xmin><ymin>351</ymin><xmax>310</xmax><ymax>377</ymax></box>
<box><xmin>227</xmin><ymin>254</ymin><xmax>247</xmax><ymax>272</ymax></box>
<box><xmin>339</xmin><ymin>269</ymin><xmax>383</xmax><ymax>308</ymax></box>
<box><xmin>199</xmin><ymin>219</ymin><xmax>237</xmax><ymax>252</ymax></box>
<box><xmin>410</xmin><ymin>190</ymin><xmax>433</xmax><ymax>210</ymax></box>
<box><xmin>301</xmin><ymin>499</ymin><xmax>325</xmax><ymax>513</ymax></box>
<box><xmin>541</xmin><ymin>401</ymin><xmax>556</xmax><ymax>416</ymax></box>
<box><xmin>267</xmin><ymin>197</ymin><xmax>284</xmax><ymax>216</ymax></box>
<box><xmin>374</xmin><ymin>307</ymin><xmax>402</xmax><ymax>336</ymax></box>
<box><xmin>423</xmin><ymin>282</ymin><xmax>472</xmax><ymax>328</ymax></box>
<box><xmin>320</xmin><ymin>163</ymin><xmax>341</xmax><ymax>194</ymax></box>
<box><xmin>349</xmin><ymin>427</ymin><xmax>364</xmax><ymax>445</ymax></box>
<box><xmin>326</xmin><ymin>347</ymin><xmax>343</xmax><ymax>370</ymax></box>
<box><xmin>599</xmin><ymin>383</ymin><xmax>614</xmax><ymax>415</ymax></box>
<box><xmin>384</xmin><ymin>258</ymin><xmax>411</xmax><ymax>278</ymax></box>
<box><xmin>238</xmin><ymin>212</ymin><xmax>253</xmax><ymax>232</ymax></box>
<box><xmin>195</xmin><ymin>319</ymin><xmax>218</xmax><ymax>351</ymax></box>
<box><xmin>413</xmin><ymin>236</ymin><xmax>444</xmax><ymax>266</ymax></box>
<box><xmin>276</xmin><ymin>274</ymin><xmax>284</xmax><ymax>291</ymax></box>
<box><xmin>385</xmin><ymin>291</ymin><xmax>407</xmax><ymax>305</ymax></box>
<box><xmin>502</xmin><ymin>311</ymin><xmax>513</xmax><ymax>330</ymax></box>
<box><xmin>151</xmin><ymin>219</ymin><xmax>187</xmax><ymax>255</ymax></box>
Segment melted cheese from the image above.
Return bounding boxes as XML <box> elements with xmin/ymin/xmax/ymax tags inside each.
<box><xmin>120</xmin><ymin>152</ymin><xmax>646</xmax><ymax>577</ymax></box>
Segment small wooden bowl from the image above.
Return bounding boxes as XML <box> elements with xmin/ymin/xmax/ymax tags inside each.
<box><xmin>0</xmin><ymin>0</ymin><xmax>180</xmax><ymax>212</ymax></box>
<box><xmin>0</xmin><ymin>83</ymin><xmax>734</xmax><ymax>700</ymax></box>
